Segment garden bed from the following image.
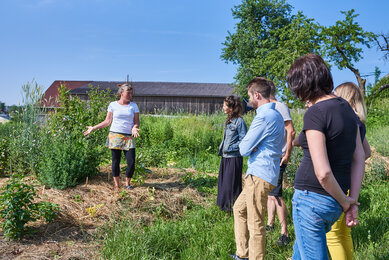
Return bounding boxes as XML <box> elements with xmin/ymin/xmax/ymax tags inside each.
<box><xmin>0</xmin><ymin>167</ymin><xmax>211</xmax><ymax>260</ymax></box>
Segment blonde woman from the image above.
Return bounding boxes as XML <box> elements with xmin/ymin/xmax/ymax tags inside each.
<box><xmin>84</xmin><ymin>83</ymin><xmax>140</xmax><ymax>191</ymax></box>
<box><xmin>326</xmin><ymin>82</ymin><xmax>371</xmax><ymax>260</ymax></box>
<box><xmin>334</xmin><ymin>82</ymin><xmax>371</xmax><ymax>159</ymax></box>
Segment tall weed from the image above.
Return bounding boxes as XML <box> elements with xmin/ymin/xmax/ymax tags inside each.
<box><xmin>6</xmin><ymin>81</ymin><xmax>45</xmax><ymax>175</ymax></box>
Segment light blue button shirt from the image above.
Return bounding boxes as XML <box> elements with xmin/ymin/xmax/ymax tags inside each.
<box><xmin>239</xmin><ymin>102</ymin><xmax>284</xmax><ymax>186</ymax></box>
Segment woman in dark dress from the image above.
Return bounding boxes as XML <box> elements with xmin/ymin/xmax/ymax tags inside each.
<box><xmin>217</xmin><ymin>96</ymin><xmax>247</xmax><ymax>212</ymax></box>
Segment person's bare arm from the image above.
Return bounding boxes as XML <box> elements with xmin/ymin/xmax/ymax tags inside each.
<box><xmin>345</xmin><ymin>128</ymin><xmax>365</xmax><ymax>227</ymax></box>
<box><xmin>362</xmin><ymin>137</ymin><xmax>371</xmax><ymax>160</ymax></box>
<box><xmin>132</xmin><ymin>112</ymin><xmax>140</xmax><ymax>138</ymax></box>
<box><xmin>280</xmin><ymin>120</ymin><xmax>296</xmax><ymax>165</ymax></box>
<box><xmin>292</xmin><ymin>132</ymin><xmax>301</xmax><ymax>147</ymax></box>
<box><xmin>306</xmin><ymin>129</ymin><xmax>358</xmax><ymax>212</ymax></box>
<box><xmin>84</xmin><ymin>111</ymin><xmax>113</xmax><ymax>136</ymax></box>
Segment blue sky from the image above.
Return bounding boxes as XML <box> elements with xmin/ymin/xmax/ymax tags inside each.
<box><xmin>0</xmin><ymin>0</ymin><xmax>388</xmax><ymax>106</ymax></box>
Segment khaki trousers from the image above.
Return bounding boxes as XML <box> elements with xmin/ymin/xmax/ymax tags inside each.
<box><xmin>233</xmin><ymin>175</ymin><xmax>274</xmax><ymax>260</ymax></box>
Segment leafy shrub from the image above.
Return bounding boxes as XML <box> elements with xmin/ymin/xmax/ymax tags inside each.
<box><xmin>38</xmin><ymin>85</ymin><xmax>112</xmax><ymax>189</ymax></box>
<box><xmin>38</xmin><ymin>130</ymin><xmax>101</xmax><ymax>189</ymax></box>
<box><xmin>0</xmin><ymin>174</ymin><xmax>59</xmax><ymax>240</ymax></box>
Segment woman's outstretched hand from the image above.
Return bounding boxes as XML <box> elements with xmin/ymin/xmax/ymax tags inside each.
<box><xmin>132</xmin><ymin>127</ymin><xmax>140</xmax><ymax>138</ymax></box>
<box><xmin>84</xmin><ymin>126</ymin><xmax>94</xmax><ymax>136</ymax></box>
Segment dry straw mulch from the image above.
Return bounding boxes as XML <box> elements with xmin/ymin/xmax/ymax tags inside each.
<box><xmin>0</xmin><ymin>167</ymin><xmax>212</xmax><ymax>260</ymax></box>
<box><xmin>365</xmin><ymin>147</ymin><xmax>389</xmax><ymax>175</ymax></box>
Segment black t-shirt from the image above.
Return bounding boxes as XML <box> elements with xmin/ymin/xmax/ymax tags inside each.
<box><xmin>294</xmin><ymin>97</ymin><xmax>358</xmax><ymax>196</ymax></box>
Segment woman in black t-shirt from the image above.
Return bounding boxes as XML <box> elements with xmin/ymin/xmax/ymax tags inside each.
<box><xmin>286</xmin><ymin>54</ymin><xmax>365</xmax><ymax>260</ymax></box>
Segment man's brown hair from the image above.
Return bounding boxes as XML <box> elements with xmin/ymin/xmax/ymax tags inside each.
<box><xmin>246</xmin><ymin>77</ymin><xmax>273</xmax><ymax>99</ymax></box>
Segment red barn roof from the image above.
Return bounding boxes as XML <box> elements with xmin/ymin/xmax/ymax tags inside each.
<box><xmin>41</xmin><ymin>80</ymin><xmax>92</xmax><ymax>107</ymax></box>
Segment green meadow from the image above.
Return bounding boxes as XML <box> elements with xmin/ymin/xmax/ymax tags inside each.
<box><xmin>100</xmin><ymin>109</ymin><xmax>388</xmax><ymax>260</ymax></box>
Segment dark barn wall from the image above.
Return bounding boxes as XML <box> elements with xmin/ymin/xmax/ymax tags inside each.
<box><xmin>70</xmin><ymin>94</ymin><xmax>225</xmax><ymax>114</ymax></box>
<box><xmin>133</xmin><ymin>96</ymin><xmax>224</xmax><ymax>114</ymax></box>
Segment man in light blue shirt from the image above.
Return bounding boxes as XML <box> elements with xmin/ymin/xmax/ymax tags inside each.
<box><xmin>231</xmin><ymin>77</ymin><xmax>284</xmax><ymax>260</ymax></box>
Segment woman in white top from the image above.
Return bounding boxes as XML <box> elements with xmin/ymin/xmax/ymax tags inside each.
<box><xmin>84</xmin><ymin>83</ymin><xmax>140</xmax><ymax>191</ymax></box>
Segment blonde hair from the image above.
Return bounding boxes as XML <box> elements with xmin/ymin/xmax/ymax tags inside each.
<box><xmin>117</xmin><ymin>83</ymin><xmax>133</xmax><ymax>98</ymax></box>
<box><xmin>335</xmin><ymin>82</ymin><xmax>367</xmax><ymax>123</ymax></box>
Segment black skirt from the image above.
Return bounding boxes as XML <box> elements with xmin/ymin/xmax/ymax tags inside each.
<box><xmin>216</xmin><ymin>156</ymin><xmax>243</xmax><ymax>212</ymax></box>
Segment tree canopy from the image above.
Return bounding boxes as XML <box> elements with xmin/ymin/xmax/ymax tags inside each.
<box><xmin>321</xmin><ymin>9</ymin><xmax>375</xmax><ymax>95</ymax></box>
<box><xmin>221</xmin><ymin>0</ymin><xmax>321</xmax><ymax>105</ymax></box>
<box><xmin>222</xmin><ymin>0</ymin><xmax>377</xmax><ymax>103</ymax></box>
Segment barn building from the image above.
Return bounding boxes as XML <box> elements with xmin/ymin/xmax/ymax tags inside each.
<box><xmin>43</xmin><ymin>80</ymin><xmax>236</xmax><ymax>114</ymax></box>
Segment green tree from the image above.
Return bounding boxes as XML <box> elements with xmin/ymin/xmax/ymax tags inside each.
<box><xmin>321</xmin><ymin>9</ymin><xmax>375</xmax><ymax>96</ymax></box>
<box><xmin>0</xmin><ymin>101</ymin><xmax>5</xmax><ymax>113</ymax></box>
<box><xmin>221</xmin><ymin>0</ymin><xmax>321</xmax><ymax>105</ymax></box>
<box><xmin>222</xmin><ymin>1</ymin><xmax>377</xmax><ymax>101</ymax></box>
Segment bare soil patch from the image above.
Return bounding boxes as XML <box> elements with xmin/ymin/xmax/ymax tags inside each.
<box><xmin>0</xmin><ymin>167</ymin><xmax>212</xmax><ymax>260</ymax></box>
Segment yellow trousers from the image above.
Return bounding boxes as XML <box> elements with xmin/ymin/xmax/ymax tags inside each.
<box><xmin>326</xmin><ymin>212</ymin><xmax>354</xmax><ymax>260</ymax></box>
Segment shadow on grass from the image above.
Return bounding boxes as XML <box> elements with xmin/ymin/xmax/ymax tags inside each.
<box><xmin>181</xmin><ymin>172</ymin><xmax>218</xmax><ymax>193</ymax></box>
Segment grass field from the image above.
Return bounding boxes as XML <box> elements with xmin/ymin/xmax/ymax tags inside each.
<box><xmin>100</xmin><ymin>109</ymin><xmax>388</xmax><ymax>260</ymax></box>
<box><xmin>0</xmin><ymin>89</ymin><xmax>387</xmax><ymax>259</ymax></box>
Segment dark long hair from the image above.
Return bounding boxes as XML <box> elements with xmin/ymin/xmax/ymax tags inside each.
<box><xmin>224</xmin><ymin>96</ymin><xmax>243</xmax><ymax>124</ymax></box>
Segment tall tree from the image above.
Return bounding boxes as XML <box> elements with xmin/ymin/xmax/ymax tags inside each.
<box><xmin>321</xmin><ymin>9</ymin><xmax>375</xmax><ymax>96</ymax></box>
<box><xmin>0</xmin><ymin>101</ymin><xmax>5</xmax><ymax>113</ymax></box>
<box><xmin>221</xmin><ymin>0</ymin><xmax>321</xmax><ymax>105</ymax></box>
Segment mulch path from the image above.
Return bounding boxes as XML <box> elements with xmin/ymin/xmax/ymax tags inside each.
<box><xmin>0</xmin><ymin>167</ymin><xmax>212</xmax><ymax>260</ymax></box>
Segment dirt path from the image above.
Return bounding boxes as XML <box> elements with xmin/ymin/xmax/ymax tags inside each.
<box><xmin>0</xmin><ymin>167</ymin><xmax>211</xmax><ymax>260</ymax></box>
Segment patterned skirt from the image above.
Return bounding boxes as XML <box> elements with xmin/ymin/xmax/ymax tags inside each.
<box><xmin>105</xmin><ymin>132</ymin><xmax>135</xmax><ymax>150</ymax></box>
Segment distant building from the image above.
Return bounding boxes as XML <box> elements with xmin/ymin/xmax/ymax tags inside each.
<box><xmin>42</xmin><ymin>80</ymin><xmax>236</xmax><ymax>114</ymax></box>
<box><xmin>0</xmin><ymin>114</ymin><xmax>10</xmax><ymax>124</ymax></box>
